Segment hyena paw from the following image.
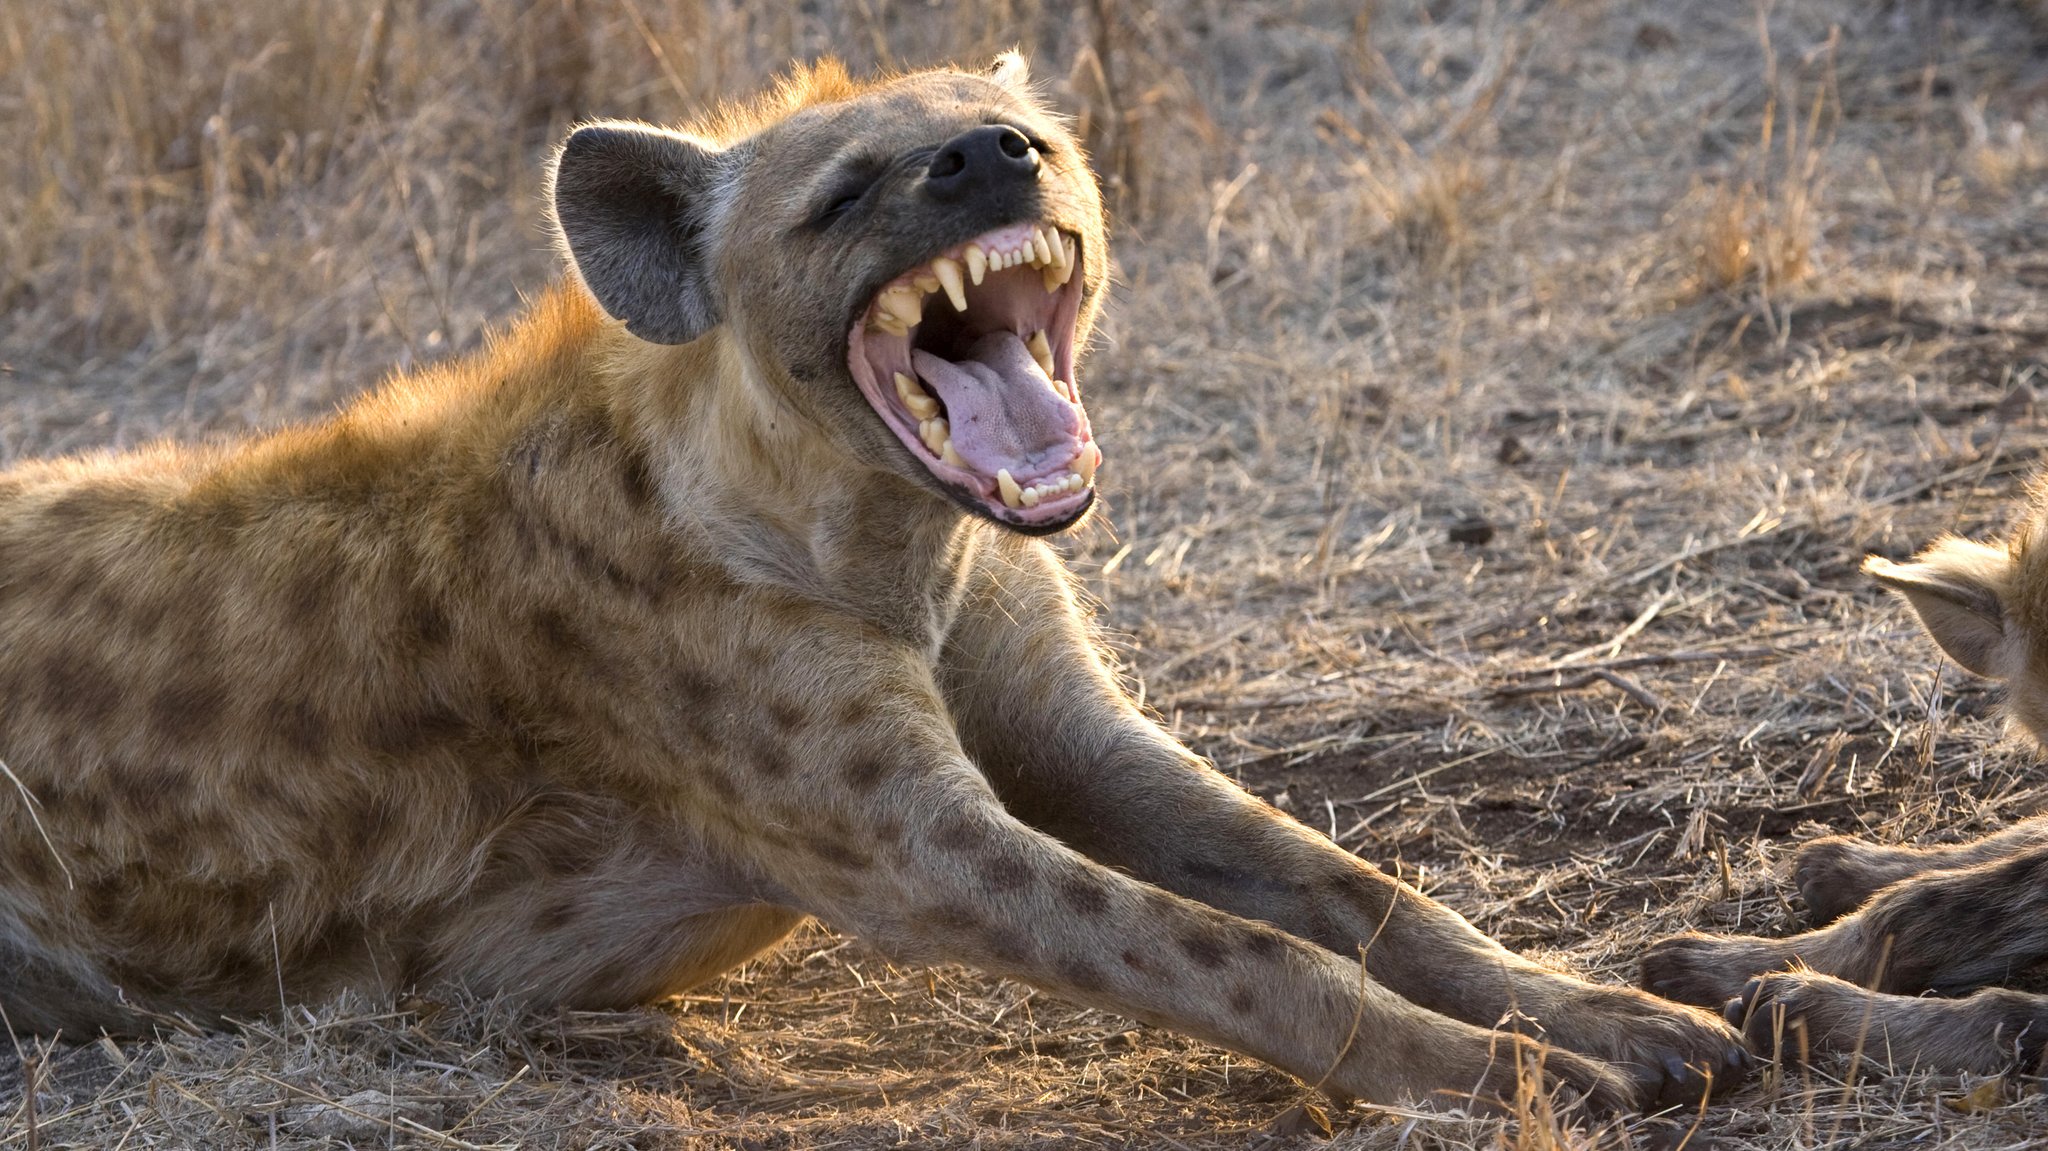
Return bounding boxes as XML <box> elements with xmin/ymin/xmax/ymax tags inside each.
<box><xmin>1791</xmin><ymin>837</ymin><xmax>1900</xmax><ymax>926</ymax></box>
<box><xmin>1722</xmin><ymin>970</ymin><xmax>1857</xmax><ymax>1063</ymax></box>
<box><xmin>1540</xmin><ymin>984</ymin><xmax>1751</xmax><ymax>1109</ymax></box>
<box><xmin>1639</xmin><ymin>933</ymin><xmax>1792</xmax><ymax>1010</ymax></box>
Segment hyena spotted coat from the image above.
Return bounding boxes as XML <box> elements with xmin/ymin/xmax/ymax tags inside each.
<box><xmin>0</xmin><ymin>57</ymin><xmax>1745</xmax><ymax>1113</ymax></box>
<box><xmin>1644</xmin><ymin>490</ymin><xmax>2048</xmax><ymax>1075</ymax></box>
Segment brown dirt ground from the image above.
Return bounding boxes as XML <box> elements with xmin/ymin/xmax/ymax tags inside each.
<box><xmin>5</xmin><ymin>0</ymin><xmax>2048</xmax><ymax>1147</ymax></box>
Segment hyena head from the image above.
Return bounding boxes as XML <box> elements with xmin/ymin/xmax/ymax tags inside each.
<box><xmin>1866</xmin><ymin>486</ymin><xmax>2048</xmax><ymax>745</ymax></box>
<box><xmin>549</xmin><ymin>55</ymin><xmax>1109</xmax><ymax>535</ymax></box>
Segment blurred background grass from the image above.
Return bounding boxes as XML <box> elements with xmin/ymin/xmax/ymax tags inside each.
<box><xmin>5</xmin><ymin>1</ymin><xmax>2048</xmax><ymax>1147</ymax></box>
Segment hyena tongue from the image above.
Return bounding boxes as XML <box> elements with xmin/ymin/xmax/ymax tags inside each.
<box><xmin>911</xmin><ymin>332</ymin><xmax>1082</xmax><ymax>478</ymax></box>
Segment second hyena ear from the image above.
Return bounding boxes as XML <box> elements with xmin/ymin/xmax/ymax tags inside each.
<box><xmin>549</xmin><ymin>121</ymin><xmax>734</xmax><ymax>345</ymax></box>
<box><xmin>1865</xmin><ymin>538</ymin><xmax>2014</xmax><ymax>677</ymax></box>
<box><xmin>987</xmin><ymin>51</ymin><xmax>1031</xmax><ymax>92</ymax></box>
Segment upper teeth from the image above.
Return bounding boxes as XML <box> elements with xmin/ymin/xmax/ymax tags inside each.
<box><xmin>868</xmin><ymin>226</ymin><xmax>1075</xmax><ymax>334</ymax></box>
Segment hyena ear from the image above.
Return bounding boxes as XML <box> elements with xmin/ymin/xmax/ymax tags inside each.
<box><xmin>1865</xmin><ymin>538</ymin><xmax>2014</xmax><ymax>677</ymax></box>
<box><xmin>550</xmin><ymin>121</ymin><xmax>733</xmax><ymax>345</ymax></box>
<box><xmin>987</xmin><ymin>51</ymin><xmax>1031</xmax><ymax>92</ymax></box>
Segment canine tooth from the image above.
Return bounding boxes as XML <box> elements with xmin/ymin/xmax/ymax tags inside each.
<box><xmin>964</xmin><ymin>245</ymin><xmax>987</xmax><ymax>286</ymax></box>
<box><xmin>940</xmin><ymin>439</ymin><xmax>964</xmax><ymax>468</ymax></box>
<box><xmin>1027</xmin><ymin>330</ymin><xmax>1055</xmax><ymax>379</ymax></box>
<box><xmin>1031</xmin><ymin>228</ymin><xmax>1052</xmax><ymax>267</ymax></box>
<box><xmin>1075</xmin><ymin>443</ymin><xmax>1098</xmax><ymax>484</ymax></box>
<box><xmin>997</xmin><ymin>469</ymin><xmax>1023</xmax><ymax>508</ymax></box>
<box><xmin>895</xmin><ymin>372</ymin><xmax>940</xmax><ymax>419</ymax></box>
<box><xmin>1044</xmin><ymin>236</ymin><xmax>1076</xmax><ymax>291</ymax></box>
<box><xmin>931</xmin><ymin>258</ymin><xmax>967</xmax><ymax>312</ymax></box>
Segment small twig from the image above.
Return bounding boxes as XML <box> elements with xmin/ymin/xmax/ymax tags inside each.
<box><xmin>1493</xmin><ymin>669</ymin><xmax>1667</xmax><ymax>713</ymax></box>
<box><xmin>0</xmin><ymin>758</ymin><xmax>71</xmax><ymax>890</ymax></box>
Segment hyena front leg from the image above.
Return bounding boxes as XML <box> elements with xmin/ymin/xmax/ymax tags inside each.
<box><xmin>1644</xmin><ymin>842</ymin><xmax>2048</xmax><ymax>1009</ymax></box>
<box><xmin>1792</xmin><ymin>814</ymin><xmax>2048</xmax><ymax>925</ymax></box>
<box><xmin>939</xmin><ymin>541</ymin><xmax>1746</xmax><ymax>1108</ymax></box>
<box><xmin>1727</xmin><ymin>972</ymin><xmax>2048</xmax><ymax>1075</ymax></box>
<box><xmin>720</xmin><ymin>637</ymin><xmax>1634</xmax><ymax>1113</ymax></box>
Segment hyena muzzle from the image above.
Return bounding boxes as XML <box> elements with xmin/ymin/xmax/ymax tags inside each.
<box><xmin>0</xmin><ymin>55</ymin><xmax>1744</xmax><ymax>1114</ymax></box>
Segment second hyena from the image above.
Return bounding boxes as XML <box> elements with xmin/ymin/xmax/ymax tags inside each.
<box><xmin>0</xmin><ymin>56</ymin><xmax>1744</xmax><ymax>1113</ymax></box>
<box><xmin>1644</xmin><ymin>497</ymin><xmax>2048</xmax><ymax>1073</ymax></box>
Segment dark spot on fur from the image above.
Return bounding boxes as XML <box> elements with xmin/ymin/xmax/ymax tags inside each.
<box><xmin>1229</xmin><ymin>986</ymin><xmax>1258</xmax><ymax>1015</ymax></box>
<box><xmin>269</xmin><ymin>697</ymin><xmax>329</xmax><ymax>755</ymax></box>
<box><xmin>531</xmin><ymin>607</ymin><xmax>584</xmax><ymax>654</ymax></box>
<box><xmin>148</xmin><ymin>678</ymin><xmax>226</xmax><ymax>746</ymax></box>
<box><xmin>1179</xmin><ymin>931</ymin><xmax>1230</xmax><ymax>969</ymax></box>
<box><xmin>752</xmin><ymin>740</ymin><xmax>793</xmax><ymax>777</ymax></box>
<box><xmin>1239</xmin><ymin>927</ymin><xmax>1286</xmax><ymax>958</ymax></box>
<box><xmin>1120</xmin><ymin>950</ymin><xmax>1150</xmax><ymax>973</ymax></box>
<box><xmin>766</xmin><ymin>699</ymin><xmax>807</xmax><ymax>732</ymax></box>
<box><xmin>835</xmin><ymin>698</ymin><xmax>877</xmax><ymax>727</ymax></box>
<box><xmin>36</xmin><ymin>654</ymin><xmax>121</xmax><ymax>723</ymax></box>
<box><xmin>976</xmin><ymin>851</ymin><xmax>1033</xmax><ymax>892</ymax></box>
<box><xmin>839</xmin><ymin>755</ymin><xmax>891</xmax><ymax>793</ymax></box>
<box><xmin>671</xmin><ymin>670</ymin><xmax>722</xmax><ymax>710</ymax></box>
<box><xmin>700</xmin><ymin>765</ymin><xmax>741</xmax><ymax>803</ymax></box>
<box><xmin>405</xmin><ymin>596</ymin><xmax>450</xmax><ymax>650</ymax></box>
<box><xmin>1059</xmin><ymin>874</ymin><xmax>1112</xmax><ymax>916</ymax></box>
<box><xmin>930</xmin><ymin>813</ymin><xmax>982</xmax><ymax>853</ymax></box>
<box><xmin>619</xmin><ymin>449</ymin><xmax>657</xmax><ymax>508</ymax></box>
<box><xmin>1059</xmin><ymin>957</ymin><xmax>1107</xmax><ymax>993</ymax></box>
<box><xmin>534</xmin><ymin>898</ymin><xmax>580</xmax><ymax>933</ymax></box>
<box><xmin>811</xmin><ymin>839</ymin><xmax>873</xmax><ymax>870</ymax></box>
<box><xmin>917</xmin><ymin>903</ymin><xmax>981</xmax><ymax>934</ymax></box>
<box><xmin>367</xmin><ymin>704</ymin><xmax>467</xmax><ymax>757</ymax></box>
<box><xmin>978</xmin><ymin>923</ymin><xmax>1032</xmax><ymax>962</ymax></box>
<box><xmin>284</xmin><ymin>565</ymin><xmax>338</xmax><ymax>626</ymax></box>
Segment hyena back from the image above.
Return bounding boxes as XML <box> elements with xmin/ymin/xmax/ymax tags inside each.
<box><xmin>0</xmin><ymin>57</ymin><xmax>1743</xmax><ymax>1112</ymax></box>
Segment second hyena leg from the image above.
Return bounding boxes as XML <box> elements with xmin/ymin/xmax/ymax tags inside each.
<box><xmin>941</xmin><ymin>541</ymin><xmax>1746</xmax><ymax>1107</ymax></box>
<box><xmin>1644</xmin><ymin>842</ymin><xmax>2048</xmax><ymax>1008</ymax></box>
<box><xmin>1793</xmin><ymin>814</ymin><xmax>2048</xmax><ymax>925</ymax></box>
<box><xmin>1729</xmin><ymin>971</ymin><xmax>2048</xmax><ymax>1075</ymax></box>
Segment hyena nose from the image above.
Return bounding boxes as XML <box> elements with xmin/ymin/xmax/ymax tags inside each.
<box><xmin>924</xmin><ymin>125</ymin><xmax>1040</xmax><ymax>202</ymax></box>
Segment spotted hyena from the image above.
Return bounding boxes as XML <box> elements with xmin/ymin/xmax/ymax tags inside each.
<box><xmin>0</xmin><ymin>56</ymin><xmax>1743</xmax><ymax>1113</ymax></box>
<box><xmin>1644</xmin><ymin>498</ymin><xmax>2048</xmax><ymax>1073</ymax></box>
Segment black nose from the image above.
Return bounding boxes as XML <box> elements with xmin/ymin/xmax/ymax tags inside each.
<box><xmin>924</xmin><ymin>125</ymin><xmax>1040</xmax><ymax>202</ymax></box>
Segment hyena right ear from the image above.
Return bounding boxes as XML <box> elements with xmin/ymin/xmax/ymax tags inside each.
<box><xmin>550</xmin><ymin>121</ymin><xmax>734</xmax><ymax>345</ymax></box>
<box><xmin>1865</xmin><ymin>538</ymin><xmax>2013</xmax><ymax>677</ymax></box>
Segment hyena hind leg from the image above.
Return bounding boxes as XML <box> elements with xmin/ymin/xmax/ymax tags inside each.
<box><xmin>1730</xmin><ymin>971</ymin><xmax>2048</xmax><ymax>1075</ymax></box>
<box><xmin>1646</xmin><ymin>840</ymin><xmax>2048</xmax><ymax>1009</ymax></box>
<box><xmin>1794</xmin><ymin>813</ymin><xmax>2048</xmax><ymax>926</ymax></box>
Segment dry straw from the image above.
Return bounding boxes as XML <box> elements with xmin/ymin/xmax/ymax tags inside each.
<box><xmin>7</xmin><ymin>0</ymin><xmax>2048</xmax><ymax>1146</ymax></box>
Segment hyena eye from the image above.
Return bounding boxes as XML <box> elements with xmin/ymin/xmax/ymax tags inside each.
<box><xmin>814</xmin><ymin>175</ymin><xmax>880</xmax><ymax>226</ymax></box>
<box><xmin>819</xmin><ymin>190</ymin><xmax>864</xmax><ymax>221</ymax></box>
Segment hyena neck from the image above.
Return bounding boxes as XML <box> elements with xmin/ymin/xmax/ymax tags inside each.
<box><xmin>602</xmin><ymin>321</ymin><xmax>987</xmax><ymax>651</ymax></box>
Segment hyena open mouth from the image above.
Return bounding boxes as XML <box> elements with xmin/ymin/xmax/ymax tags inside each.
<box><xmin>847</xmin><ymin>220</ymin><xmax>1095</xmax><ymax>530</ymax></box>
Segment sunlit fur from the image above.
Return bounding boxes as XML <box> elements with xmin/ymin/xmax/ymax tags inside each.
<box><xmin>0</xmin><ymin>58</ymin><xmax>1742</xmax><ymax>1114</ymax></box>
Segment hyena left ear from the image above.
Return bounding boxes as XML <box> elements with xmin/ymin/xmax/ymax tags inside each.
<box><xmin>550</xmin><ymin>121</ymin><xmax>734</xmax><ymax>345</ymax></box>
<box><xmin>1865</xmin><ymin>538</ymin><xmax>2014</xmax><ymax>677</ymax></box>
<box><xmin>987</xmin><ymin>51</ymin><xmax>1031</xmax><ymax>91</ymax></box>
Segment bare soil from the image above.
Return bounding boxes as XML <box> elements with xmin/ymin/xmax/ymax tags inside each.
<box><xmin>5</xmin><ymin>0</ymin><xmax>2048</xmax><ymax>1146</ymax></box>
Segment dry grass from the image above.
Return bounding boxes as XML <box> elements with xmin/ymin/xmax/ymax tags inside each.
<box><xmin>6</xmin><ymin>0</ymin><xmax>2048</xmax><ymax>1146</ymax></box>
